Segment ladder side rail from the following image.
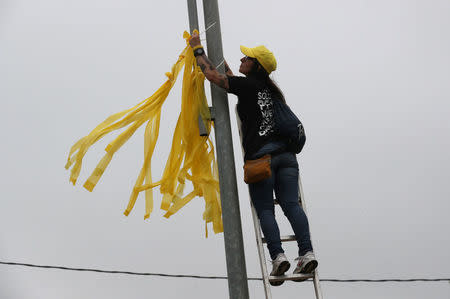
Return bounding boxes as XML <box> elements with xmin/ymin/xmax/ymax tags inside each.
<box><xmin>298</xmin><ymin>172</ymin><xmax>324</xmax><ymax>299</ymax></box>
<box><xmin>313</xmin><ymin>272</ymin><xmax>323</xmax><ymax>299</ymax></box>
<box><xmin>235</xmin><ymin>107</ymin><xmax>272</xmax><ymax>299</ymax></box>
<box><xmin>250</xmin><ymin>198</ymin><xmax>273</xmax><ymax>299</ymax></box>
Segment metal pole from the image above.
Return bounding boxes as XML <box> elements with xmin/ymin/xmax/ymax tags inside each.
<box><xmin>200</xmin><ymin>1</ymin><xmax>250</xmax><ymax>298</ymax></box>
<box><xmin>187</xmin><ymin>0</ymin><xmax>210</xmax><ymax>136</ymax></box>
<box><xmin>187</xmin><ymin>0</ymin><xmax>199</xmax><ymax>33</ymax></box>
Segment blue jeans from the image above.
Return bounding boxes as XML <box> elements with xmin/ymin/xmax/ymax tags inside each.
<box><xmin>248</xmin><ymin>152</ymin><xmax>313</xmax><ymax>260</ymax></box>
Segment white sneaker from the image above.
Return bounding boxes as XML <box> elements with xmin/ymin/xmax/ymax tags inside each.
<box><xmin>270</xmin><ymin>253</ymin><xmax>290</xmax><ymax>286</ymax></box>
<box><xmin>292</xmin><ymin>251</ymin><xmax>318</xmax><ymax>282</ymax></box>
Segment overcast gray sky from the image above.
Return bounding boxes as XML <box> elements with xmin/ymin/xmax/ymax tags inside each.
<box><xmin>1</xmin><ymin>0</ymin><xmax>449</xmax><ymax>298</ymax></box>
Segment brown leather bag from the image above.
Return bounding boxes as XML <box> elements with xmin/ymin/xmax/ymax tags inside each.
<box><xmin>243</xmin><ymin>154</ymin><xmax>272</xmax><ymax>184</ymax></box>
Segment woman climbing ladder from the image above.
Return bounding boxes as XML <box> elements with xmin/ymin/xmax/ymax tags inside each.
<box><xmin>189</xmin><ymin>32</ymin><xmax>318</xmax><ymax>286</ymax></box>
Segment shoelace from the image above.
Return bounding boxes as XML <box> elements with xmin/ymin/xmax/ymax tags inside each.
<box><xmin>295</xmin><ymin>252</ymin><xmax>315</xmax><ymax>261</ymax></box>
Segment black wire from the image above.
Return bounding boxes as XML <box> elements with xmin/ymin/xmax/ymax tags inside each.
<box><xmin>321</xmin><ymin>278</ymin><xmax>450</xmax><ymax>282</ymax></box>
<box><xmin>1</xmin><ymin>261</ymin><xmax>449</xmax><ymax>283</ymax></box>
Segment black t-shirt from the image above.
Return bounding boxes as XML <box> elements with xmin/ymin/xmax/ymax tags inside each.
<box><xmin>228</xmin><ymin>76</ymin><xmax>276</xmax><ymax>160</ymax></box>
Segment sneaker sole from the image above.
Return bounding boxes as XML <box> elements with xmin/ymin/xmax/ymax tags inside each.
<box><xmin>292</xmin><ymin>260</ymin><xmax>318</xmax><ymax>282</ymax></box>
<box><xmin>269</xmin><ymin>261</ymin><xmax>290</xmax><ymax>286</ymax></box>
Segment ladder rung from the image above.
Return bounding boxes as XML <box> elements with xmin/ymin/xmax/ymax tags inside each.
<box><xmin>269</xmin><ymin>273</ymin><xmax>315</xmax><ymax>282</ymax></box>
<box><xmin>262</xmin><ymin>234</ymin><xmax>296</xmax><ymax>243</ymax></box>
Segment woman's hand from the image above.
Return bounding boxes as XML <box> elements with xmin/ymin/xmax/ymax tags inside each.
<box><xmin>189</xmin><ymin>32</ymin><xmax>201</xmax><ymax>48</ymax></box>
<box><xmin>224</xmin><ymin>60</ymin><xmax>233</xmax><ymax>76</ymax></box>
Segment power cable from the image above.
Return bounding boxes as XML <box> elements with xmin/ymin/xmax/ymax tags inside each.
<box><xmin>1</xmin><ymin>261</ymin><xmax>449</xmax><ymax>283</ymax></box>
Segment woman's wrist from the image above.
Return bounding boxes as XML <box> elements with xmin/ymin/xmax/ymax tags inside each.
<box><xmin>193</xmin><ymin>47</ymin><xmax>205</xmax><ymax>57</ymax></box>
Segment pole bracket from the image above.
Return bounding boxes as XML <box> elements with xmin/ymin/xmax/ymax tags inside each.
<box><xmin>198</xmin><ymin>106</ymin><xmax>215</xmax><ymax>136</ymax></box>
<box><xmin>209</xmin><ymin>106</ymin><xmax>215</xmax><ymax>121</ymax></box>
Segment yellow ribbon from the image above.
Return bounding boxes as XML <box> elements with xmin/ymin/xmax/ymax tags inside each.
<box><xmin>65</xmin><ymin>31</ymin><xmax>223</xmax><ymax>236</ymax></box>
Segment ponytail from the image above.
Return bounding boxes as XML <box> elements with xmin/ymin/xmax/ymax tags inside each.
<box><xmin>249</xmin><ymin>60</ymin><xmax>286</xmax><ymax>104</ymax></box>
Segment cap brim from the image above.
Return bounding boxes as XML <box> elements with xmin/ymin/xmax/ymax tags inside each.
<box><xmin>240</xmin><ymin>45</ymin><xmax>256</xmax><ymax>58</ymax></box>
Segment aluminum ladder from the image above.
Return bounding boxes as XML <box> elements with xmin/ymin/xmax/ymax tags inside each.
<box><xmin>235</xmin><ymin>107</ymin><xmax>323</xmax><ymax>299</ymax></box>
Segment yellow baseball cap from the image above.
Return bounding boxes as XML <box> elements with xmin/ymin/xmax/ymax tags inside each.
<box><xmin>240</xmin><ymin>45</ymin><xmax>277</xmax><ymax>74</ymax></box>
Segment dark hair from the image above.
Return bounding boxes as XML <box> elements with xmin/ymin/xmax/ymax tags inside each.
<box><xmin>248</xmin><ymin>59</ymin><xmax>286</xmax><ymax>104</ymax></box>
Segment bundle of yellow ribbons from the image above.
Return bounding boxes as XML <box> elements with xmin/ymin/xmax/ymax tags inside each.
<box><xmin>65</xmin><ymin>31</ymin><xmax>223</xmax><ymax>236</ymax></box>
